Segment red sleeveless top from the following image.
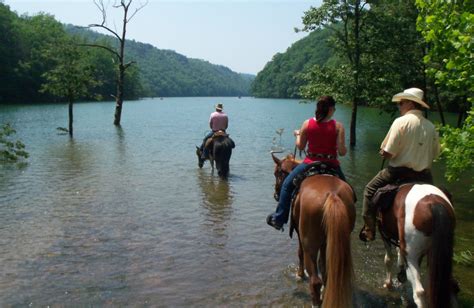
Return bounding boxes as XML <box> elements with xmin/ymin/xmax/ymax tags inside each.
<box><xmin>303</xmin><ymin>118</ymin><xmax>339</xmax><ymax>166</ymax></box>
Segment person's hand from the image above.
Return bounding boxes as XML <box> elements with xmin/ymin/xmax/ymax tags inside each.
<box><xmin>379</xmin><ymin>149</ymin><xmax>393</xmax><ymax>159</ymax></box>
<box><xmin>293</xmin><ymin>130</ymin><xmax>300</xmax><ymax>137</ymax></box>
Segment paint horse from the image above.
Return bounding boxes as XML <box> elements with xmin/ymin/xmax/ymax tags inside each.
<box><xmin>376</xmin><ymin>183</ymin><xmax>458</xmax><ymax>307</ymax></box>
<box><xmin>272</xmin><ymin>153</ymin><xmax>356</xmax><ymax>308</ymax></box>
<box><xmin>196</xmin><ymin>131</ymin><xmax>235</xmax><ymax>178</ymax></box>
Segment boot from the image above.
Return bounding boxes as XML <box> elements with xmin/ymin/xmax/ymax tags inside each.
<box><xmin>359</xmin><ymin>215</ymin><xmax>376</xmax><ymax>242</ymax></box>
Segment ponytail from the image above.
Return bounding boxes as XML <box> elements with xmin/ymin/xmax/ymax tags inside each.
<box><xmin>315</xmin><ymin>96</ymin><xmax>336</xmax><ymax>122</ymax></box>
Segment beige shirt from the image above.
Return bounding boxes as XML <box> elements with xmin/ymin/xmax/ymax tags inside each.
<box><xmin>381</xmin><ymin>110</ymin><xmax>440</xmax><ymax>171</ymax></box>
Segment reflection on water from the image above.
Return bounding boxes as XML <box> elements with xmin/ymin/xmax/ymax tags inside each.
<box><xmin>0</xmin><ymin>97</ymin><xmax>472</xmax><ymax>306</ymax></box>
<box><xmin>197</xmin><ymin>169</ymin><xmax>233</xmax><ymax>250</ymax></box>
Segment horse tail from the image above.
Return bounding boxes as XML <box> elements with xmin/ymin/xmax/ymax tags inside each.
<box><xmin>214</xmin><ymin>137</ymin><xmax>232</xmax><ymax>178</ymax></box>
<box><xmin>429</xmin><ymin>203</ymin><xmax>455</xmax><ymax>308</ymax></box>
<box><xmin>322</xmin><ymin>193</ymin><xmax>353</xmax><ymax>308</ymax></box>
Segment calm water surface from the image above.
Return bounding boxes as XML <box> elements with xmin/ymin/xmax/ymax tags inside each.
<box><xmin>0</xmin><ymin>97</ymin><xmax>472</xmax><ymax>306</ymax></box>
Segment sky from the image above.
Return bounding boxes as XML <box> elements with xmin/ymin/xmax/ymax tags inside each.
<box><xmin>4</xmin><ymin>0</ymin><xmax>323</xmax><ymax>75</ymax></box>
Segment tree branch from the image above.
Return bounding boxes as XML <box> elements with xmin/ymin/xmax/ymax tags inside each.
<box><xmin>127</xmin><ymin>0</ymin><xmax>148</xmax><ymax>22</ymax></box>
<box><xmin>124</xmin><ymin>61</ymin><xmax>136</xmax><ymax>70</ymax></box>
<box><xmin>78</xmin><ymin>43</ymin><xmax>121</xmax><ymax>60</ymax></box>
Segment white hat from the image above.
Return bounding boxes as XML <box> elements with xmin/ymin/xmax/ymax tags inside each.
<box><xmin>392</xmin><ymin>88</ymin><xmax>430</xmax><ymax>109</ymax></box>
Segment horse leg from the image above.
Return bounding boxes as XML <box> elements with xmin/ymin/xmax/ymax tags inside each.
<box><xmin>405</xmin><ymin>255</ymin><xmax>427</xmax><ymax>308</ymax></box>
<box><xmin>296</xmin><ymin>240</ymin><xmax>305</xmax><ymax>280</ymax></box>
<box><xmin>382</xmin><ymin>240</ymin><xmax>394</xmax><ymax>289</ymax></box>
<box><xmin>305</xmin><ymin>251</ymin><xmax>323</xmax><ymax>307</ymax></box>
<box><xmin>317</xmin><ymin>244</ymin><xmax>326</xmax><ymax>304</ymax></box>
<box><xmin>396</xmin><ymin>247</ymin><xmax>407</xmax><ymax>283</ymax></box>
<box><xmin>210</xmin><ymin>156</ymin><xmax>214</xmax><ymax>170</ymax></box>
<box><xmin>318</xmin><ymin>243</ymin><xmax>327</xmax><ymax>285</ymax></box>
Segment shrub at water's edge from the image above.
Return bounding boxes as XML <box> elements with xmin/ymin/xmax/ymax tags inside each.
<box><xmin>0</xmin><ymin>123</ymin><xmax>28</xmax><ymax>164</ymax></box>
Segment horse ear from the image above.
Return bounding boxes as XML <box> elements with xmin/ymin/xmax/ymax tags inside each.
<box><xmin>196</xmin><ymin>146</ymin><xmax>200</xmax><ymax>150</ymax></box>
<box><xmin>271</xmin><ymin>152</ymin><xmax>281</xmax><ymax>165</ymax></box>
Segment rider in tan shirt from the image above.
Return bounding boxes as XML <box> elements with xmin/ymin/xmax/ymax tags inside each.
<box><xmin>360</xmin><ymin>88</ymin><xmax>440</xmax><ymax>242</ymax></box>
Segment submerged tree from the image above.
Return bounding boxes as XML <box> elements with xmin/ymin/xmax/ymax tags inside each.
<box><xmin>87</xmin><ymin>0</ymin><xmax>147</xmax><ymax>126</ymax></box>
<box><xmin>40</xmin><ymin>38</ymin><xmax>101</xmax><ymax>137</ymax></box>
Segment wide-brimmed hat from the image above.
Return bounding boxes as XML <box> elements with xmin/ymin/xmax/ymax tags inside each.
<box><xmin>392</xmin><ymin>88</ymin><xmax>430</xmax><ymax>109</ymax></box>
<box><xmin>215</xmin><ymin>103</ymin><xmax>223</xmax><ymax>111</ymax></box>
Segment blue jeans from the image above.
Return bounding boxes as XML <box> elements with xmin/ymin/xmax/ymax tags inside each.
<box><xmin>272</xmin><ymin>163</ymin><xmax>346</xmax><ymax>225</ymax></box>
<box><xmin>201</xmin><ymin>131</ymin><xmax>214</xmax><ymax>158</ymax></box>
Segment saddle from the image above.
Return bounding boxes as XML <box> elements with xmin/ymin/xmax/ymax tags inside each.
<box><xmin>374</xmin><ymin>167</ymin><xmax>433</xmax><ymax>213</ymax></box>
<box><xmin>204</xmin><ymin>130</ymin><xmax>229</xmax><ymax>148</ymax></box>
<box><xmin>292</xmin><ymin>161</ymin><xmax>342</xmax><ymax>188</ymax></box>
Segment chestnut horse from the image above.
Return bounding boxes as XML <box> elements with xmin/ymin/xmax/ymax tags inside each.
<box><xmin>272</xmin><ymin>153</ymin><xmax>356</xmax><ymax>307</ymax></box>
<box><xmin>377</xmin><ymin>183</ymin><xmax>458</xmax><ymax>307</ymax></box>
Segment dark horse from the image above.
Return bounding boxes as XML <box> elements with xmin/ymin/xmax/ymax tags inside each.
<box><xmin>377</xmin><ymin>183</ymin><xmax>458</xmax><ymax>307</ymax></box>
<box><xmin>196</xmin><ymin>132</ymin><xmax>235</xmax><ymax>178</ymax></box>
<box><xmin>272</xmin><ymin>153</ymin><xmax>355</xmax><ymax>307</ymax></box>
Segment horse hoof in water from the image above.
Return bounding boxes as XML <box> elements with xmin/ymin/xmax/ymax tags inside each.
<box><xmin>397</xmin><ymin>270</ymin><xmax>407</xmax><ymax>283</ymax></box>
<box><xmin>383</xmin><ymin>281</ymin><xmax>393</xmax><ymax>289</ymax></box>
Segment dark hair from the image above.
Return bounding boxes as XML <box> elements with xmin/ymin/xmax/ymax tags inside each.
<box><xmin>315</xmin><ymin>95</ymin><xmax>336</xmax><ymax>121</ymax></box>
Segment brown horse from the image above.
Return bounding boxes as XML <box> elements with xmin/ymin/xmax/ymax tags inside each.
<box><xmin>272</xmin><ymin>153</ymin><xmax>356</xmax><ymax>307</ymax></box>
<box><xmin>196</xmin><ymin>132</ymin><xmax>235</xmax><ymax>178</ymax></box>
<box><xmin>377</xmin><ymin>183</ymin><xmax>458</xmax><ymax>307</ymax></box>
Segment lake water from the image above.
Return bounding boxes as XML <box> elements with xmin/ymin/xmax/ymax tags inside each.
<box><xmin>0</xmin><ymin>97</ymin><xmax>472</xmax><ymax>306</ymax></box>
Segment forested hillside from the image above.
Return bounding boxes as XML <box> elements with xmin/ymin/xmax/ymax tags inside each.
<box><xmin>66</xmin><ymin>26</ymin><xmax>253</xmax><ymax>98</ymax></box>
<box><xmin>251</xmin><ymin>28</ymin><xmax>334</xmax><ymax>98</ymax></box>
<box><xmin>0</xmin><ymin>3</ymin><xmax>253</xmax><ymax>104</ymax></box>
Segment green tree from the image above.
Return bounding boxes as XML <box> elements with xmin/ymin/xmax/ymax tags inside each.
<box><xmin>0</xmin><ymin>3</ymin><xmax>22</xmax><ymax>102</ymax></box>
<box><xmin>416</xmin><ymin>0</ymin><xmax>474</xmax><ymax>186</ymax></box>
<box><xmin>360</xmin><ymin>0</ymin><xmax>426</xmax><ymax>110</ymax></box>
<box><xmin>300</xmin><ymin>0</ymin><xmax>369</xmax><ymax>146</ymax></box>
<box><xmin>40</xmin><ymin>38</ymin><xmax>101</xmax><ymax>137</ymax></box>
<box><xmin>14</xmin><ymin>13</ymin><xmax>68</xmax><ymax>103</ymax></box>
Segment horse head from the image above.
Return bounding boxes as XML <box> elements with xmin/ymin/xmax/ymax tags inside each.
<box><xmin>271</xmin><ymin>151</ymin><xmax>298</xmax><ymax>201</ymax></box>
<box><xmin>196</xmin><ymin>146</ymin><xmax>205</xmax><ymax>168</ymax></box>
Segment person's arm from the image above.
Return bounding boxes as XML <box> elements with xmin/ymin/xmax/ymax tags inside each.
<box><xmin>209</xmin><ymin>113</ymin><xmax>214</xmax><ymax>130</ymax></box>
<box><xmin>380</xmin><ymin>120</ymin><xmax>401</xmax><ymax>159</ymax></box>
<box><xmin>336</xmin><ymin>121</ymin><xmax>347</xmax><ymax>156</ymax></box>
<box><xmin>295</xmin><ymin>120</ymin><xmax>309</xmax><ymax>151</ymax></box>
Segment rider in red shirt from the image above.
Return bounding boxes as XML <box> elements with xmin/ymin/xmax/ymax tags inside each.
<box><xmin>267</xmin><ymin>96</ymin><xmax>347</xmax><ymax>231</ymax></box>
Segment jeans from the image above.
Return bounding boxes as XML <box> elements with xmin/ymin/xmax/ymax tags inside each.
<box><xmin>201</xmin><ymin>131</ymin><xmax>214</xmax><ymax>158</ymax></box>
<box><xmin>271</xmin><ymin>163</ymin><xmax>346</xmax><ymax>225</ymax></box>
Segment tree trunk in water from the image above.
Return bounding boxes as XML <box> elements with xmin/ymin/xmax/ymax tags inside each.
<box><xmin>113</xmin><ymin>62</ymin><xmax>125</xmax><ymax>126</ymax></box>
<box><xmin>68</xmin><ymin>100</ymin><xmax>73</xmax><ymax>137</ymax></box>
<box><xmin>350</xmin><ymin>101</ymin><xmax>357</xmax><ymax>147</ymax></box>
<box><xmin>433</xmin><ymin>84</ymin><xmax>445</xmax><ymax>126</ymax></box>
<box><xmin>350</xmin><ymin>0</ymin><xmax>361</xmax><ymax>147</ymax></box>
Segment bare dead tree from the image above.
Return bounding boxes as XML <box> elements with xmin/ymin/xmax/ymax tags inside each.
<box><xmin>86</xmin><ymin>0</ymin><xmax>147</xmax><ymax>126</ymax></box>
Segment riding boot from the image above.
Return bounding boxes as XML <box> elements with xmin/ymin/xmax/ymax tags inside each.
<box><xmin>359</xmin><ymin>215</ymin><xmax>376</xmax><ymax>242</ymax></box>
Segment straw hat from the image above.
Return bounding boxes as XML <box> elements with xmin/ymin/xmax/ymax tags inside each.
<box><xmin>215</xmin><ymin>103</ymin><xmax>224</xmax><ymax>111</ymax></box>
<box><xmin>392</xmin><ymin>88</ymin><xmax>430</xmax><ymax>109</ymax></box>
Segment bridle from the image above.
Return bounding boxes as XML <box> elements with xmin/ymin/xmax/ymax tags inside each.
<box><xmin>274</xmin><ymin>162</ymin><xmax>289</xmax><ymax>201</ymax></box>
